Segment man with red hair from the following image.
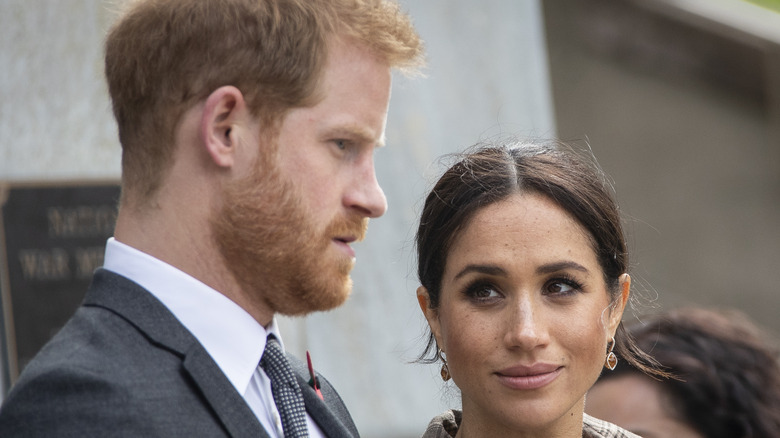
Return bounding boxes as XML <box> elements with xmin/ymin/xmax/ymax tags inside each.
<box><xmin>0</xmin><ymin>0</ymin><xmax>423</xmax><ymax>436</ymax></box>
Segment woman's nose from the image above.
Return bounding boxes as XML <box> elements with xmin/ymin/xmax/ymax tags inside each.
<box><xmin>504</xmin><ymin>296</ymin><xmax>550</xmax><ymax>350</ymax></box>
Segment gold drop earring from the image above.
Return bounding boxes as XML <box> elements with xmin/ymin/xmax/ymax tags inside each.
<box><xmin>437</xmin><ymin>348</ymin><xmax>451</xmax><ymax>381</ymax></box>
<box><xmin>605</xmin><ymin>336</ymin><xmax>618</xmax><ymax>370</ymax></box>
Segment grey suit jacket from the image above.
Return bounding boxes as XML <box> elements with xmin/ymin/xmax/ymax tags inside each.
<box><xmin>0</xmin><ymin>269</ymin><xmax>359</xmax><ymax>438</ymax></box>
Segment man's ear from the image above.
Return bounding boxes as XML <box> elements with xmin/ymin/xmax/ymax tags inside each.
<box><xmin>417</xmin><ymin>286</ymin><xmax>444</xmax><ymax>351</ymax></box>
<box><xmin>607</xmin><ymin>273</ymin><xmax>631</xmax><ymax>336</ymax></box>
<box><xmin>200</xmin><ymin>86</ymin><xmax>248</xmax><ymax>168</ymax></box>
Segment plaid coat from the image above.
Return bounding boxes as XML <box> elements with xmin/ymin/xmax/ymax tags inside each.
<box><xmin>421</xmin><ymin>410</ymin><xmax>641</xmax><ymax>438</ymax></box>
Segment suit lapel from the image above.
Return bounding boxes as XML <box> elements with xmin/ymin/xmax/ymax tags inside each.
<box><xmin>183</xmin><ymin>347</ymin><xmax>271</xmax><ymax>438</ymax></box>
<box><xmin>298</xmin><ymin>379</ymin><xmax>355</xmax><ymax>438</ymax></box>
<box><xmin>84</xmin><ymin>269</ymin><xmax>268</xmax><ymax>438</ymax></box>
<box><xmin>288</xmin><ymin>355</ymin><xmax>359</xmax><ymax>438</ymax></box>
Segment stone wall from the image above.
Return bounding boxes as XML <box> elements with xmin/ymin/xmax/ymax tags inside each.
<box><xmin>543</xmin><ymin>0</ymin><xmax>780</xmax><ymax>337</ymax></box>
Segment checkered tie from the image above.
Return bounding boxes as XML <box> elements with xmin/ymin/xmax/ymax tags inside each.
<box><xmin>260</xmin><ymin>335</ymin><xmax>309</xmax><ymax>438</ymax></box>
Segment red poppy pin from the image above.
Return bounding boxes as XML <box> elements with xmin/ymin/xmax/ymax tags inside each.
<box><xmin>306</xmin><ymin>351</ymin><xmax>324</xmax><ymax>400</ymax></box>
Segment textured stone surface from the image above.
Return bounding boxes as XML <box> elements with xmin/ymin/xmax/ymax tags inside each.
<box><xmin>0</xmin><ymin>0</ymin><xmax>121</xmax><ymax>181</ymax></box>
<box><xmin>543</xmin><ymin>0</ymin><xmax>780</xmax><ymax>340</ymax></box>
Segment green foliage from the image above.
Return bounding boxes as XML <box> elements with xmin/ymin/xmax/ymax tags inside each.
<box><xmin>745</xmin><ymin>0</ymin><xmax>780</xmax><ymax>13</ymax></box>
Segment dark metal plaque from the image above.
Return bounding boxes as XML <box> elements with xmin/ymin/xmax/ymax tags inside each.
<box><xmin>0</xmin><ymin>182</ymin><xmax>120</xmax><ymax>389</ymax></box>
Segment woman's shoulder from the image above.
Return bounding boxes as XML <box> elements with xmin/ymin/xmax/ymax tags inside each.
<box><xmin>420</xmin><ymin>411</ymin><xmax>640</xmax><ymax>438</ymax></box>
<box><xmin>583</xmin><ymin>413</ymin><xmax>642</xmax><ymax>438</ymax></box>
<box><xmin>421</xmin><ymin>410</ymin><xmax>461</xmax><ymax>438</ymax></box>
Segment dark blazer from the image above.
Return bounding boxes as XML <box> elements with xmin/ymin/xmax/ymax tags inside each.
<box><xmin>0</xmin><ymin>269</ymin><xmax>359</xmax><ymax>438</ymax></box>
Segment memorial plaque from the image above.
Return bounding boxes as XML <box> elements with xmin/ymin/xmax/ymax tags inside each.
<box><xmin>0</xmin><ymin>182</ymin><xmax>120</xmax><ymax>388</ymax></box>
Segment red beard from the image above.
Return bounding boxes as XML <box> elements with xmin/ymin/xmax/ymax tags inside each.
<box><xmin>211</xmin><ymin>145</ymin><xmax>367</xmax><ymax>316</ymax></box>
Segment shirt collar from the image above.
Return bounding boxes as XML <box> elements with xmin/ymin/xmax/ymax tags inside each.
<box><xmin>102</xmin><ymin>237</ymin><xmax>284</xmax><ymax>395</ymax></box>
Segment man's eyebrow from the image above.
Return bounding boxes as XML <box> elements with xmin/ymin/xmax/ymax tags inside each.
<box><xmin>322</xmin><ymin>125</ymin><xmax>385</xmax><ymax>148</ymax></box>
<box><xmin>453</xmin><ymin>264</ymin><xmax>507</xmax><ymax>280</ymax></box>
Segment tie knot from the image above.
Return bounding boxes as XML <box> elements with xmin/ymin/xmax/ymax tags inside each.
<box><xmin>261</xmin><ymin>336</ymin><xmax>284</xmax><ymax>365</ymax></box>
<box><xmin>260</xmin><ymin>335</ymin><xmax>309</xmax><ymax>438</ymax></box>
<box><xmin>261</xmin><ymin>336</ymin><xmax>296</xmax><ymax>387</ymax></box>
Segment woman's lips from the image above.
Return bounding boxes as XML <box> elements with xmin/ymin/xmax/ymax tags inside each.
<box><xmin>495</xmin><ymin>364</ymin><xmax>563</xmax><ymax>390</ymax></box>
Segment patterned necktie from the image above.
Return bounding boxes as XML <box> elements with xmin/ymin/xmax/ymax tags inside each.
<box><xmin>260</xmin><ymin>335</ymin><xmax>310</xmax><ymax>438</ymax></box>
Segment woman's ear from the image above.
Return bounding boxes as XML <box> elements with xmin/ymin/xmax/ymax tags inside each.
<box><xmin>200</xmin><ymin>85</ymin><xmax>248</xmax><ymax>168</ymax></box>
<box><xmin>607</xmin><ymin>273</ymin><xmax>631</xmax><ymax>336</ymax></box>
<box><xmin>417</xmin><ymin>286</ymin><xmax>443</xmax><ymax>349</ymax></box>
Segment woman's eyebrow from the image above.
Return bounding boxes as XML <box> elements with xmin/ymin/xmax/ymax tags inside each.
<box><xmin>453</xmin><ymin>264</ymin><xmax>507</xmax><ymax>280</ymax></box>
<box><xmin>536</xmin><ymin>261</ymin><xmax>590</xmax><ymax>275</ymax></box>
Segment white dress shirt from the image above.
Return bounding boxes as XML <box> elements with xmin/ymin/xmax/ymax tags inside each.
<box><xmin>102</xmin><ymin>238</ymin><xmax>325</xmax><ymax>438</ymax></box>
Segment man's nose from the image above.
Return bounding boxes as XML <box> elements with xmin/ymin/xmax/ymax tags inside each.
<box><xmin>344</xmin><ymin>154</ymin><xmax>387</xmax><ymax>218</ymax></box>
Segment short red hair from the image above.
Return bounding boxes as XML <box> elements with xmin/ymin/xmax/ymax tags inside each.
<box><xmin>105</xmin><ymin>0</ymin><xmax>423</xmax><ymax>202</ymax></box>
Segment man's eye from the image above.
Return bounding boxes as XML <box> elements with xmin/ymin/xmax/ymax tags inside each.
<box><xmin>334</xmin><ymin>140</ymin><xmax>347</xmax><ymax>150</ymax></box>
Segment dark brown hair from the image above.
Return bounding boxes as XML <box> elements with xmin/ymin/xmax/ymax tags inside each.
<box><xmin>105</xmin><ymin>0</ymin><xmax>423</xmax><ymax>204</ymax></box>
<box><xmin>415</xmin><ymin>139</ymin><xmax>664</xmax><ymax>377</ymax></box>
<box><xmin>598</xmin><ymin>307</ymin><xmax>780</xmax><ymax>437</ymax></box>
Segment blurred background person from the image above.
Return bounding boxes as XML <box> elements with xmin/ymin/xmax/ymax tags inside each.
<box><xmin>586</xmin><ymin>307</ymin><xmax>780</xmax><ymax>438</ymax></box>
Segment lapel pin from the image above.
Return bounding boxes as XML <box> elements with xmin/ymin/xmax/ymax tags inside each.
<box><xmin>306</xmin><ymin>351</ymin><xmax>324</xmax><ymax>400</ymax></box>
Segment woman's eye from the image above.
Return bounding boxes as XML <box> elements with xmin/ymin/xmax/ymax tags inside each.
<box><xmin>464</xmin><ymin>282</ymin><xmax>502</xmax><ymax>302</ymax></box>
<box><xmin>545</xmin><ymin>279</ymin><xmax>582</xmax><ymax>296</ymax></box>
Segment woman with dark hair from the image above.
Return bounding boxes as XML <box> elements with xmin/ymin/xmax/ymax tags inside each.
<box><xmin>415</xmin><ymin>139</ymin><xmax>666</xmax><ymax>437</ymax></box>
<box><xmin>586</xmin><ymin>307</ymin><xmax>780</xmax><ymax>438</ymax></box>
